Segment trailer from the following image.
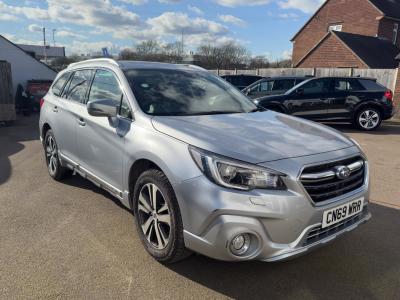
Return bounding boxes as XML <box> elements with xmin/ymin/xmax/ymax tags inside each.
<box><xmin>0</xmin><ymin>60</ymin><xmax>15</xmax><ymax>124</ymax></box>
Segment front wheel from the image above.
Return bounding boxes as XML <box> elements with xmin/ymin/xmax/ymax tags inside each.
<box><xmin>354</xmin><ymin>108</ymin><xmax>382</xmax><ymax>131</ymax></box>
<box><xmin>44</xmin><ymin>129</ymin><xmax>69</xmax><ymax>181</ymax></box>
<box><xmin>133</xmin><ymin>169</ymin><xmax>190</xmax><ymax>263</ymax></box>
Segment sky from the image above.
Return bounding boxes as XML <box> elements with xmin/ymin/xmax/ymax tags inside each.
<box><xmin>0</xmin><ymin>0</ymin><xmax>324</xmax><ymax>59</ymax></box>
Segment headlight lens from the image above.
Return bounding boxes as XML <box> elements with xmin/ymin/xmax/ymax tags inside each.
<box><xmin>189</xmin><ymin>146</ymin><xmax>286</xmax><ymax>191</ymax></box>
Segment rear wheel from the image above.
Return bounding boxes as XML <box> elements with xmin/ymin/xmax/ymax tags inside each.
<box><xmin>354</xmin><ymin>107</ymin><xmax>382</xmax><ymax>131</ymax></box>
<box><xmin>133</xmin><ymin>169</ymin><xmax>190</xmax><ymax>263</ymax></box>
<box><xmin>44</xmin><ymin>129</ymin><xmax>69</xmax><ymax>181</ymax></box>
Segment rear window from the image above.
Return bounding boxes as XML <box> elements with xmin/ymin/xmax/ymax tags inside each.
<box><xmin>358</xmin><ymin>79</ymin><xmax>385</xmax><ymax>91</ymax></box>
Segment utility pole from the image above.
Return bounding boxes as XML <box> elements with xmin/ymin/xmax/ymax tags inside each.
<box><xmin>42</xmin><ymin>27</ymin><xmax>47</xmax><ymax>62</ymax></box>
<box><xmin>52</xmin><ymin>29</ymin><xmax>56</xmax><ymax>47</ymax></box>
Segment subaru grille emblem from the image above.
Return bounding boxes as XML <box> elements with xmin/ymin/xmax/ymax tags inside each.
<box><xmin>335</xmin><ymin>166</ymin><xmax>351</xmax><ymax>180</ymax></box>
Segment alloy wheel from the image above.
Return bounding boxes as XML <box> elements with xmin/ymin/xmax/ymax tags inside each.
<box><xmin>45</xmin><ymin>135</ymin><xmax>58</xmax><ymax>176</ymax></box>
<box><xmin>358</xmin><ymin>110</ymin><xmax>380</xmax><ymax>130</ymax></box>
<box><xmin>138</xmin><ymin>183</ymin><xmax>171</xmax><ymax>250</ymax></box>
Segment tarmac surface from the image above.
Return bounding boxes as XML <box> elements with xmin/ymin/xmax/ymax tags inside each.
<box><xmin>0</xmin><ymin>116</ymin><xmax>399</xmax><ymax>299</ymax></box>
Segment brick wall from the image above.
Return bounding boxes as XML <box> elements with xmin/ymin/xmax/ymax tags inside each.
<box><xmin>297</xmin><ymin>34</ymin><xmax>368</xmax><ymax>68</ymax></box>
<box><xmin>292</xmin><ymin>0</ymin><xmax>383</xmax><ymax>66</ymax></box>
<box><xmin>378</xmin><ymin>18</ymin><xmax>400</xmax><ymax>48</ymax></box>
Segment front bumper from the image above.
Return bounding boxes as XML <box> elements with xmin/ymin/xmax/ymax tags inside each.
<box><xmin>175</xmin><ymin>149</ymin><xmax>371</xmax><ymax>262</ymax></box>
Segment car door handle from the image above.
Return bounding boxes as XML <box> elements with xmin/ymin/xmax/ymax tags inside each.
<box><xmin>52</xmin><ymin>106</ymin><xmax>58</xmax><ymax>113</ymax></box>
<box><xmin>77</xmin><ymin>118</ymin><xmax>86</xmax><ymax>126</ymax></box>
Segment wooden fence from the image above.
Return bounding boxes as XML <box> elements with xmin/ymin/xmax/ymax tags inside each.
<box><xmin>212</xmin><ymin>68</ymin><xmax>398</xmax><ymax>90</ymax></box>
<box><xmin>0</xmin><ymin>61</ymin><xmax>15</xmax><ymax>122</ymax></box>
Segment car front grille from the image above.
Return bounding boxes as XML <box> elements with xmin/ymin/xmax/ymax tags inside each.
<box><xmin>303</xmin><ymin>206</ymin><xmax>369</xmax><ymax>247</ymax></box>
<box><xmin>300</xmin><ymin>156</ymin><xmax>366</xmax><ymax>203</ymax></box>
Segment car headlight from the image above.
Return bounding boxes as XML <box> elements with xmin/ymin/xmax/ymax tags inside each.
<box><xmin>189</xmin><ymin>146</ymin><xmax>286</xmax><ymax>191</ymax></box>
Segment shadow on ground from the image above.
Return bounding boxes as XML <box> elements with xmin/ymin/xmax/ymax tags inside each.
<box><xmin>168</xmin><ymin>204</ymin><xmax>400</xmax><ymax>299</ymax></box>
<box><xmin>326</xmin><ymin>121</ymin><xmax>400</xmax><ymax>136</ymax></box>
<box><xmin>0</xmin><ymin>115</ymin><xmax>39</xmax><ymax>185</ymax></box>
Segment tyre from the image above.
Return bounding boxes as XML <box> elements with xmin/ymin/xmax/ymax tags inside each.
<box><xmin>43</xmin><ymin>129</ymin><xmax>69</xmax><ymax>181</ymax></box>
<box><xmin>354</xmin><ymin>107</ymin><xmax>382</xmax><ymax>131</ymax></box>
<box><xmin>133</xmin><ymin>169</ymin><xmax>190</xmax><ymax>263</ymax></box>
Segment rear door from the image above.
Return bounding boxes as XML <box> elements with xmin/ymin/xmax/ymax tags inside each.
<box><xmin>74</xmin><ymin>68</ymin><xmax>133</xmax><ymax>192</ymax></box>
<box><xmin>327</xmin><ymin>78</ymin><xmax>366</xmax><ymax>120</ymax></box>
<box><xmin>54</xmin><ymin>69</ymin><xmax>93</xmax><ymax>162</ymax></box>
<box><xmin>286</xmin><ymin>78</ymin><xmax>332</xmax><ymax>120</ymax></box>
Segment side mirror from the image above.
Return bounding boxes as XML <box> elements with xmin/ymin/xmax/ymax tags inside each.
<box><xmin>295</xmin><ymin>88</ymin><xmax>304</xmax><ymax>95</ymax></box>
<box><xmin>87</xmin><ymin>99</ymin><xmax>118</xmax><ymax>117</ymax></box>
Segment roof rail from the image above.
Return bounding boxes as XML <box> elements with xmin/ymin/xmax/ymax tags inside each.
<box><xmin>68</xmin><ymin>58</ymin><xmax>119</xmax><ymax>69</ymax></box>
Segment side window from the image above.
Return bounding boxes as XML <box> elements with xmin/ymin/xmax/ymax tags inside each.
<box><xmin>52</xmin><ymin>72</ymin><xmax>71</xmax><ymax>97</ymax></box>
<box><xmin>248</xmin><ymin>83</ymin><xmax>260</xmax><ymax>93</ymax></box>
<box><xmin>260</xmin><ymin>80</ymin><xmax>273</xmax><ymax>91</ymax></box>
<box><xmin>88</xmin><ymin>69</ymin><xmax>132</xmax><ymax>119</ymax></box>
<box><xmin>335</xmin><ymin>79</ymin><xmax>365</xmax><ymax>91</ymax></box>
<box><xmin>119</xmin><ymin>96</ymin><xmax>132</xmax><ymax>119</ymax></box>
<box><xmin>273</xmin><ymin>79</ymin><xmax>295</xmax><ymax>91</ymax></box>
<box><xmin>302</xmin><ymin>79</ymin><xmax>331</xmax><ymax>94</ymax></box>
<box><xmin>88</xmin><ymin>69</ymin><xmax>122</xmax><ymax>105</ymax></box>
<box><xmin>64</xmin><ymin>70</ymin><xmax>93</xmax><ymax>103</ymax></box>
<box><xmin>358</xmin><ymin>79</ymin><xmax>384</xmax><ymax>91</ymax></box>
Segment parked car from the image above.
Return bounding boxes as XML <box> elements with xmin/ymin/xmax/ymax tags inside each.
<box><xmin>243</xmin><ymin>76</ymin><xmax>309</xmax><ymax>99</ymax></box>
<box><xmin>221</xmin><ymin>74</ymin><xmax>263</xmax><ymax>90</ymax></box>
<box><xmin>254</xmin><ymin>77</ymin><xmax>395</xmax><ymax>131</ymax></box>
<box><xmin>26</xmin><ymin>80</ymin><xmax>53</xmax><ymax>112</ymax></box>
<box><xmin>40</xmin><ymin>59</ymin><xmax>371</xmax><ymax>263</ymax></box>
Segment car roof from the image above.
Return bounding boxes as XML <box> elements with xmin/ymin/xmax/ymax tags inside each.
<box><xmin>67</xmin><ymin>58</ymin><xmax>207</xmax><ymax>72</ymax></box>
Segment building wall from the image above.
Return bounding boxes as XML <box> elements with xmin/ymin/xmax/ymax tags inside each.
<box><xmin>393</xmin><ymin>68</ymin><xmax>400</xmax><ymax>118</ymax></box>
<box><xmin>378</xmin><ymin>18</ymin><xmax>400</xmax><ymax>48</ymax></box>
<box><xmin>292</xmin><ymin>0</ymin><xmax>383</xmax><ymax>66</ymax></box>
<box><xmin>0</xmin><ymin>37</ymin><xmax>57</xmax><ymax>97</ymax></box>
<box><xmin>297</xmin><ymin>34</ymin><xmax>368</xmax><ymax>68</ymax></box>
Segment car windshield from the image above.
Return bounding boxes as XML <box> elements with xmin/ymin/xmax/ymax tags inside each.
<box><xmin>284</xmin><ymin>78</ymin><xmax>312</xmax><ymax>95</ymax></box>
<box><xmin>124</xmin><ymin>68</ymin><xmax>257</xmax><ymax>116</ymax></box>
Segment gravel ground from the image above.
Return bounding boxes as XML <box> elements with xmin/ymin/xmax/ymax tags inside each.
<box><xmin>0</xmin><ymin>116</ymin><xmax>399</xmax><ymax>300</ymax></box>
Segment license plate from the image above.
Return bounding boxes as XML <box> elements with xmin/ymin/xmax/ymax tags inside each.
<box><xmin>322</xmin><ymin>198</ymin><xmax>364</xmax><ymax>228</ymax></box>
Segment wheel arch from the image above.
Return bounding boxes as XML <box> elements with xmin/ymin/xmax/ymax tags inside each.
<box><xmin>354</xmin><ymin>101</ymin><xmax>384</xmax><ymax>118</ymax></box>
<box><xmin>42</xmin><ymin>123</ymin><xmax>52</xmax><ymax>140</ymax></box>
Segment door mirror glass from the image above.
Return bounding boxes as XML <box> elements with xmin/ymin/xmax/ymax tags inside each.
<box><xmin>87</xmin><ymin>99</ymin><xmax>118</xmax><ymax>117</ymax></box>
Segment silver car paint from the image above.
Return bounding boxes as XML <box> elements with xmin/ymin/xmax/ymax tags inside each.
<box><xmin>39</xmin><ymin>59</ymin><xmax>371</xmax><ymax>262</ymax></box>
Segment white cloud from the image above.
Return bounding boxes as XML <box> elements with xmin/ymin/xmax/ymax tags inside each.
<box><xmin>28</xmin><ymin>24</ymin><xmax>43</xmax><ymax>32</ymax></box>
<box><xmin>0</xmin><ymin>1</ymin><xmax>49</xmax><ymax>20</ymax></box>
<box><xmin>3</xmin><ymin>34</ymin><xmax>42</xmax><ymax>45</ymax></box>
<box><xmin>278</xmin><ymin>12</ymin><xmax>299</xmax><ymax>19</ymax></box>
<box><xmin>218</xmin><ymin>14</ymin><xmax>246</xmax><ymax>27</ymax></box>
<box><xmin>188</xmin><ymin>5</ymin><xmax>203</xmax><ymax>15</ymax></box>
<box><xmin>56</xmin><ymin>30</ymin><xmax>87</xmax><ymax>40</ymax></box>
<box><xmin>0</xmin><ymin>13</ymin><xmax>19</xmax><ymax>21</ymax></box>
<box><xmin>214</xmin><ymin>0</ymin><xmax>270</xmax><ymax>7</ymax></box>
<box><xmin>118</xmin><ymin>0</ymin><xmax>148</xmax><ymax>4</ymax></box>
<box><xmin>159</xmin><ymin>0</ymin><xmax>181</xmax><ymax>3</ymax></box>
<box><xmin>278</xmin><ymin>0</ymin><xmax>324</xmax><ymax>13</ymax></box>
<box><xmin>281</xmin><ymin>49</ymin><xmax>292</xmax><ymax>59</ymax></box>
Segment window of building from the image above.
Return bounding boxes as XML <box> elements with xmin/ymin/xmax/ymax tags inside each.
<box><xmin>328</xmin><ymin>24</ymin><xmax>343</xmax><ymax>32</ymax></box>
<box><xmin>393</xmin><ymin>23</ymin><xmax>399</xmax><ymax>45</ymax></box>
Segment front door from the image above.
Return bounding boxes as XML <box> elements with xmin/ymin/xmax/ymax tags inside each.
<box><xmin>75</xmin><ymin>69</ymin><xmax>133</xmax><ymax>192</ymax></box>
<box><xmin>286</xmin><ymin>78</ymin><xmax>332</xmax><ymax>120</ymax></box>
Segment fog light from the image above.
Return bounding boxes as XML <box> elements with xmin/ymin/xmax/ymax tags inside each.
<box><xmin>230</xmin><ymin>233</ymin><xmax>251</xmax><ymax>256</ymax></box>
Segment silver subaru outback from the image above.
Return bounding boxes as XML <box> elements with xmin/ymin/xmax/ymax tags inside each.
<box><xmin>39</xmin><ymin>59</ymin><xmax>371</xmax><ymax>263</ymax></box>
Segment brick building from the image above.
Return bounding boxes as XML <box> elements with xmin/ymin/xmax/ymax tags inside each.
<box><xmin>292</xmin><ymin>0</ymin><xmax>400</xmax><ymax>68</ymax></box>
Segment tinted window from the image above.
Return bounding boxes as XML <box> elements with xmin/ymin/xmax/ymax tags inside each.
<box><xmin>302</xmin><ymin>79</ymin><xmax>331</xmax><ymax>94</ymax></box>
<box><xmin>125</xmin><ymin>69</ymin><xmax>256</xmax><ymax>116</ymax></box>
<box><xmin>273</xmin><ymin>79</ymin><xmax>295</xmax><ymax>91</ymax></box>
<box><xmin>248</xmin><ymin>83</ymin><xmax>260</xmax><ymax>93</ymax></box>
<box><xmin>359</xmin><ymin>79</ymin><xmax>385</xmax><ymax>91</ymax></box>
<box><xmin>295</xmin><ymin>78</ymin><xmax>306</xmax><ymax>85</ymax></box>
<box><xmin>88</xmin><ymin>69</ymin><xmax>122</xmax><ymax>105</ymax></box>
<box><xmin>260</xmin><ymin>80</ymin><xmax>273</xmax><ymax>91</ymax></box>
<box><xmin>243</xmin><ymin>76</ymin><xmax>261</xmax><ymax>86</ymax></box>
<box><xmin>52</xmin><ymin>72</ymin><xmax>71</xmax><ymax>97</ymax></box>
<box><xmin>65</xmin><ymin>70</ymin><xmax>93</xmax><ymax>103</ymax></box>
<box><xmin>334</xmin><ymin>79</ymin><xmax>364</xmax><ymax>91</ymax></box>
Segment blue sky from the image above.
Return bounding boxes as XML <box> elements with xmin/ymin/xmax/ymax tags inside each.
<box><xmin>0</xmin><ymin>0</ymin><xmax>324</xmax><ymax>59</ymax></box>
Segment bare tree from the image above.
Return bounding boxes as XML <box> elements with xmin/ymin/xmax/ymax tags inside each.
<box><xmin>248</xmin><ymin>56</ymin><xmax>270</xmax><ymax>69</ymax></box>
